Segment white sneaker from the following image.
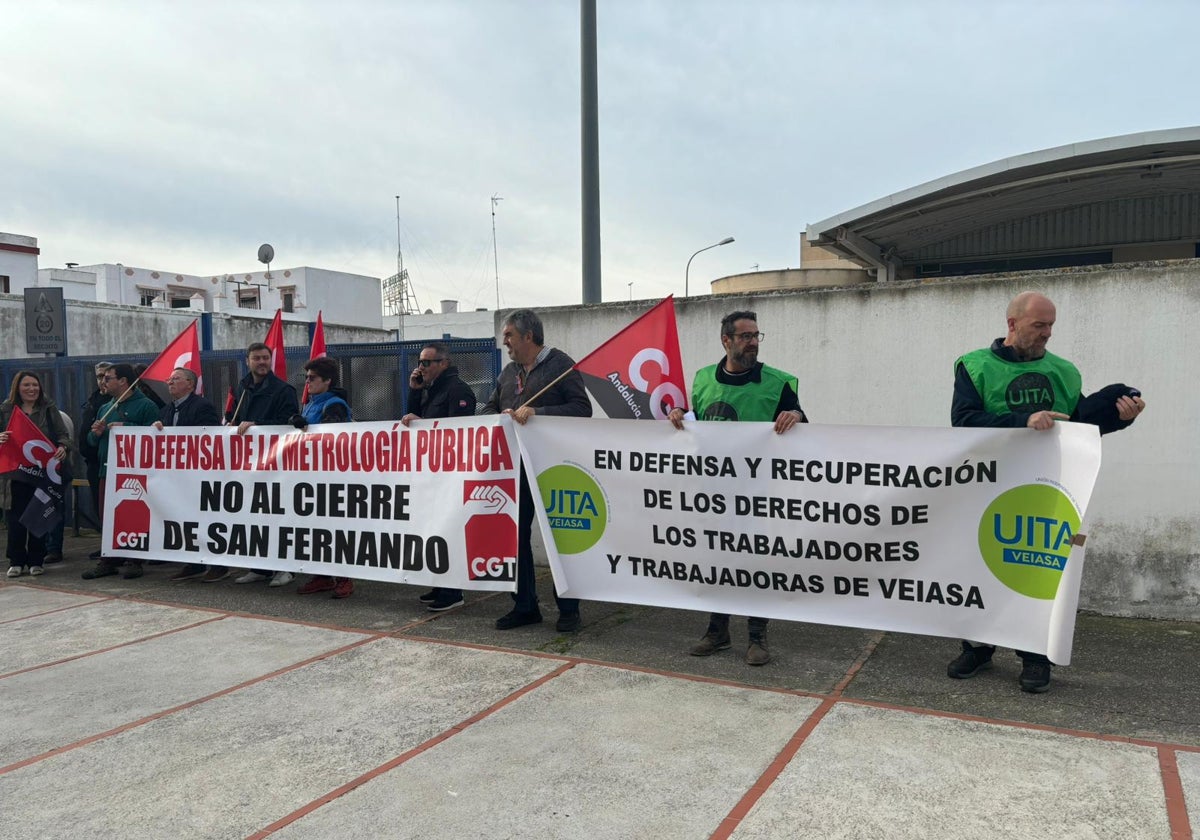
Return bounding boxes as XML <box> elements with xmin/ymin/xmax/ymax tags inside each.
<box><xmin>29</xmin><ymin>566</ymin><xmax>45</xmax><ymax>577</ymax></box>
<box><xmin>268</xmin><ymin>571</ymin><xmax>294</xmax><ymax>588</ymax></box>
<box><xmin>234</xmin><ymin>571</ymin><xmax>270</xmax><ymax>584</ymax></box>
<box><xmin>6</xmin><ymin>566</ymin><xmax>22</xmax><ymax>578</ymax></box>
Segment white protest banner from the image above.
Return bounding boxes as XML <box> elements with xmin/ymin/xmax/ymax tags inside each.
<box><xmin>515</xmin><ymin>417</ymin><xmax>1102</xmax><ymax>663</ymax></box>
<box><xmin>101</xmin><ymin>416</ymin><xmax>520</xmax><ymax>591</ymax></box>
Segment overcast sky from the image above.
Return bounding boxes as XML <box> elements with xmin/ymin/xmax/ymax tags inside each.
<box><xmin>4</xmin><ymin>0</ymin><xmax>1198</xmax><ymax>312</ymax></box>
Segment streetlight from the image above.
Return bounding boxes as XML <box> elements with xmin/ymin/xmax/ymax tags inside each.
<box><xmin>627</xmin><ymin>282</ymin><xmax>633</xmax><ymax>301</ymax></box>
<box><xmin>685</xmin><ymin>236</ymin><xmax>735</xmax><ymax>297</ymax></box>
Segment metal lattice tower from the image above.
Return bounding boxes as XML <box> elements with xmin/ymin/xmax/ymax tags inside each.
<box><xmin>384</xmin><ymin>196</ymin><xmax>420</xmax><ymax>317</ymax></box>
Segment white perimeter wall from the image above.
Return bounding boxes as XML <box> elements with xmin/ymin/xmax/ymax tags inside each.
<box><xmin>517</xmin><ymin>261</ymin><xmax>1200</xmax><ymax>621</ymax></box>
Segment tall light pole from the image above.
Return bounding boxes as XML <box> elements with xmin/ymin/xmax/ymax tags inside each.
<box><xmin>685</xmin><ymin>236</ymin><xmax>735</xmax><ymax>297</ymax></box>
<box><xmin>491</xmin><ymin>194</ymin><xmax>503</xmax><ymax>310</ymax></box>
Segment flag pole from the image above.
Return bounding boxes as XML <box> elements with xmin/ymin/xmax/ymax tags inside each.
<box><xmin>517</xmin><ymin>368</ymin><xmax>574</xmax><ymax>410</ymax></box>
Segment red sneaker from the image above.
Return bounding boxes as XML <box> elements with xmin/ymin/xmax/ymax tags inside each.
<box><xmin>331</xmin><ymin>577</ymin><xmax>354</xmax><ymax>599</ymax></box>
<box><xmin>297</xmin><ymin>576</ymin><xmax>336</xmax><ymax>595</ymax></box>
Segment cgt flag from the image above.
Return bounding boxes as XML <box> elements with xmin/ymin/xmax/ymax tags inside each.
<box><xmin>264</xmin><ymin>309</ymin><xmax>288</xmax><ymax>381</ymax></box>
<box><xmin>301</xmin><ymin>310</ymin><xmax>327</xmax><ymax>405</ymax></box>
<box><xmin>139</xmin><ymin>319</ymin><xmax>204</xmax><ymax>395</ymax></box>
<box><xmin>575</xmin><ymin>296</ymin><xmax>688</xmax><ymax>420</ymax></box>
<box><xmin>0</xmin><ymin>408</ymin><xmax>69</xmax><ymax>537</ymax></box>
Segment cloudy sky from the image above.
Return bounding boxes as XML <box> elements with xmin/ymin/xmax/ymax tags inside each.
<box><xmin>4</xmin><ymin>1</ymin><xmax>1198</xmax><ymax>312</ymax></box>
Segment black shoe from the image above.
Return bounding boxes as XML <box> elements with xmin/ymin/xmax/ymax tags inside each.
<box><xmin>122</xmin><ymin>565</ymin><xmax>144</xmax><ymax>580</ymax></box>
<box><xmin>1019</xmin><ymin>660</ymin><xmax>1052</xmax><ymax>693</ymax></box>
<box><xmin>418</xmin><ymin>589</ymin><xmax>437</xmax><ymax>604</ymax></box>
<box><xmin>43</xmin><ymin>553</ymin><xmax>64</xmax><ymax>565</ymax></box>
<box><xmin>82</xmin><ymin>562</ymin><xmax>119</xmax><ymax>580</ymax></box>
<box><xmin>88</xmin><ymin>550</ymin><xmax>102</xmax><ymax>560</ymax></box>
<box><xmin>555</xmin><ymin>611</ymin><xmax>581</xmax><ymax>633</ymax></box>
<box><xmin>947</xmin><ymin>645</ymin><xmax>993</xmax><ymax>679</ymax></box>
<box><xmin>495</xmin><ymin>609</ymin><xmax>543</xmax><ymax>630</ymax></box>
<box><xmin>428</xmin><ymin>596</ymin><xmax>465</xmax><ymax>613</ymax></box>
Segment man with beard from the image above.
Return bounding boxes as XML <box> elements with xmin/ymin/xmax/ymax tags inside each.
<box><xmin>668</xmin><ymin>310</ymin><xmax>807</xmax><ymax>666</ymax></box>
<box><xmin>946</xmin><ymin>290</ymin><xmax>1145</xmax><ymax>693</ymax></box>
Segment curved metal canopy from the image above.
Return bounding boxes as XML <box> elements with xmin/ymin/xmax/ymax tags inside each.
<box><xmin>806</xmin><ymin>127</ymin><xmax>1200</xmax><ymax>279</ymax></box>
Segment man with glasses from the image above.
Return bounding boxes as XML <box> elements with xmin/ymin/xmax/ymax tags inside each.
<box><xmin>402</xmin><ymin>341</ymin><xmax>478</xmax><ymax>611</ymax></box>
<box><xmin>668</xmin><ymin>310</ymin><xmax>807</xmax><ymax>666</ymax></box>
<box><xmin>153</xmin><ymin>368</ymin><xmax>221</xmax><ymax>581</ymax></box>
<box><xmin>483</xmin><ymin>309</ymin><xmax>592</xmax><ymax>632</ymax></box>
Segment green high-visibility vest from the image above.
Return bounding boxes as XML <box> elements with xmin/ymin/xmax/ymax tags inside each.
<box><xmin>956</xmin><ymin>347</ymin><xmax>1082</xmax><ymax>416</ymax></box>
<box><xmin>692</xmin><ymin>364</ymin><xmax>798</xmax><ymax>422</ymax></box>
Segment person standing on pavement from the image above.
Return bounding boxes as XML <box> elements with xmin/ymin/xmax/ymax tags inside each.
<box><xmin>401</xmin><ymin>341</ymin><xmax>478</xmax><ymax>612</ymax></box>
<box><xmin>1</xmin><ymin>371</ymin><xmax>72</xmax><ymax>578</ymax></box>
<box><xmin>153</xmin><ymin>368</ymin><xmax>222</xmax><ymax>582</ymax></box>
<box><xmin>81</xmin><ymin>363</ymin><xmax>159</xmax><ymax>580</ymax></box>
<box><xmin>78</xmin><ymin>361</ymin><xmax>113</xmax><ymax>560</ymax></box>
<box><xmin>482</xmin><ymin>309</ymin><xmax>592</xmax><ymax>632</ymax></box>
<box><xmin>669</xmin><ymin>311</ymin><xmax>807</xmax><ymax>666</ymax></box>
<box><xmin>292</xmin><ymin>357</ymin><xmax>357</xmax><ymax>600</ymax></box>
<box><xmin>227</xmin><ymin>341</ymin><xmax>300</xmax><ymax>588</ymax></box>
<box><xmin>945</xmin><ymin>290</ymin><xmax>1146</xmax><ymax>693</ymax></box>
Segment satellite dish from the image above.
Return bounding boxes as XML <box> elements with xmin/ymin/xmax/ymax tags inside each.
<box><xmin>257</xmin><ymin>244</ymin><xmax>275</xmax><ymax>265</ymax></box>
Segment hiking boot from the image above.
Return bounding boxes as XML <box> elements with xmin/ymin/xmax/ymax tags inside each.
<box><xmin>418</xmin><ymin>589</ymin><xmax>437</xmax><ymax>604</ymax></box>
<box><xmin>746</xmin><ymin>637</ymin><xmax>770</xmax><ymax>666</ymax></box>
<box><xmin>690</xmin><ymin>630</ymin><xmax>732</xmax><ymax>656</ymax></box>
<box><xmin>947</xmin><ymin>644</ymin><xmax>994</xmax><ymax>679</ymax></box>
<box><xmin>122</xmin><ymin>564</ymin><xmax>144</xmax><ymax>579</ymax></box>
<box><xmin>555</xmin><ymin>611</ymin><xmax>581</xmax><ymax>632</ymax></box>
<box><xmin>297</xmin><ymin>576</ymin><xmax>336</xmax><ymax>595</ymax></box>
<box><xmin>1019</xmin><ymin>660</ymin><xmax>1052</xmax><ymax>693</ymax></box>
<box><xmin>331</xmin><ymin>578</ymin><xmax>354</xmax><ymax>599</ymax></box>
<box><xmin>495</xmin><ymin>609</ymin><xmax>543</xmax><ymax>630</ymax></box>
<box><xmin>82</xmin><ymin>562</ymin><xmax>119</xmax><ymax>580</ymax></box>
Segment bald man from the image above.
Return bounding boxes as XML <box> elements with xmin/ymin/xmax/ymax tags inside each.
<box><xmin>946</xmin><ymin>291</ymin><xmax>1145</xmax><ymax>693</ymax></box>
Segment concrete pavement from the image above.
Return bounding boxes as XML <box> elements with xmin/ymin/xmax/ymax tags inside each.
<box><xmin>1</xmin><ymin>531</ymin><xmax>1196</xmax><ymax>839</ymax></box>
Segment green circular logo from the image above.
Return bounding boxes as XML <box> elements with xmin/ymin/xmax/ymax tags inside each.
<box><xmin>538</xmin><ymin>464</ymin><xmax>607</xmax><ymax>554</ymax></box>
<box><xmin>978</xmin><ymin>484</ymin><xmax>1080</xmax><ymax>600</ymax></box>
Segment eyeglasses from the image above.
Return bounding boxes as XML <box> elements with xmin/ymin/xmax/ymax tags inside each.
<box><xmin>103</xmin><ymin>375</ymin><xmax>118</xmax><ymax>381</ymax></box>
<box><xmin>303</xmin><ymin>374</ymin><xmax>324</xmax><ymax>381</ymax></box>
<box><xmin>417</xmin><ymin>358</ymin><xmax>446</xmax><ymax>367</ymax></box>
<box><xmin>728</xmin><ymin>331</ymin><xmax>765</xmax><ymax>343</ymax></box>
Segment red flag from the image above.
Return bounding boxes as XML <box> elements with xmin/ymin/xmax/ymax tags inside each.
<box><xmin>264</xmin><ymin>309</ymin><xmax>287</xmax><ymax>380</ymax></box>
<box><xmin>140</xmin><ymin>319</ymin><xmax>204</xmax><ymax>395</ymax></box>
<box><xmin>0</xmin><ymin>406</ymin><xmax>57</xmax><ymax>475</ymax></box>
<box><xmin>301</xmin><ymin>311</ymin><xmax>327</xmax><ymax>405</ymax></box>
<box><xmin>223</xmin><ymin>386</ymin><xmax>235</xmax><ymax>421</ymax></box>
<box><xmin>574</xmin><ymin>296</ymin><xmax>689</xmax><ymax>420</ymax></box>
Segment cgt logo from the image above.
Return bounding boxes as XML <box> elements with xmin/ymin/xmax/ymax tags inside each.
<box><xmin>977</xmin><ymin>484</ymin><xmax>1081</xmax><ymax>600</ymax></box>
<box><xmin>463</xmin><ymin>479</ymin><xmax>517</xmax><ymax>582</ymax></box>
<box><xmin>538</xmin><ymin>464</ymin><xmax>607</xmax><ymax>554</ymax></box>
<box><xmin>111</xmin><ymin>474</ymin><xmax>151</xmax><ymax>553</ymax></box>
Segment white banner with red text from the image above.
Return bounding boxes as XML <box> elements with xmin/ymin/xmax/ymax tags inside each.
<box><xmin>101</xmin><ymin>416</ymin><xmax>520</xmax><ymax>591</ymax></box>
<box><xmin>516</xmin><ymin>417</ymin><xmax>1102</xmax><ymax>663</ymax></box>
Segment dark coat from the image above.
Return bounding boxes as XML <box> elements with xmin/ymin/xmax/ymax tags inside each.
<box><xmin>159</xmin><ymin>392</ymin><xmax>222</xmax><ymax>427</ymax></box>
<box><xmin>226</xmin><ymin>372</ymin><xmax>299</xmax><ymax>426</ymax></box>
<box><xmin>482</xmin><ymin>348</ymin><xmax>591</xmax><ymax>417</ymax></box>
<box><xmin>407</xmin><ymin>366</ymin><xmax>477</xmax><ymax>420</ymax></box>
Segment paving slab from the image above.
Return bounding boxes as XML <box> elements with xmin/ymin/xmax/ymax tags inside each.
<box><xmin>1178</xmin><ymin>751</ymin><xmax>1200</xmax><ymax>832</ymax></box>
<box><xmin>0</xmin><ymin>582</ymin><xmax>105</xmax><ymax>621</ymax></box>
<box><xmin>273</xmin><ymin>663</ymin><xmax>823</xmax><ymax>840</ymax></box>
<box><xmin>729</xmin><ymin>703</ymin><xmax>1171</xmax><ymax>840</ymax></box>
<box><xmin>0</xmin><ymin>597</ymin><xmax>215</xmax><ymax>675</ymax></box>
<box><xmin>0</xmin><ymin>615</ymin><xmax>367</xmax><ymax>767</ymax></box>
<box><xmin>0</xmin><ymin>638</ymin><xmax>560</xmax><ymax>840</ymax></box>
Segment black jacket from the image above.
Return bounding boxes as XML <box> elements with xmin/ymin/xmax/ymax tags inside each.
<box><xmin>226</xmin><ymin>372</ymin><xmax>299</xmax><ymax>426</ymax></box>
<box><xmin>483</xmin><ymin>348</ymin><xmax>591</xmax><ymax>417</ymax></box>
<box><xmin>407</xmin><ymin>366</ymin><xmax>477</xmax><ymax>420</ymax></box>
<box><xmin>159</xmin><ymin>392</ymin><xmax>222</xmax><ymax>427</ymax></box>
<box><xmin>79</xmin><ymin>388</ymin><xmax>108</xmax><ymax>465</ymax></box>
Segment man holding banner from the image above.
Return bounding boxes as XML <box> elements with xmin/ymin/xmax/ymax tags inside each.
<box><xmin>946</xmin><ymin>291</ymin><xmax>1146</xmax><ymax>693</ymax></box>
<box><xmin>483</xmin><ymin>309</ymin><xmax>592</xmax><ymax>632</ymax></box>
<box><xmin>669</xmin><ymin>310</ymin><xmax>808</xmax><ymax>666</ymax></box>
